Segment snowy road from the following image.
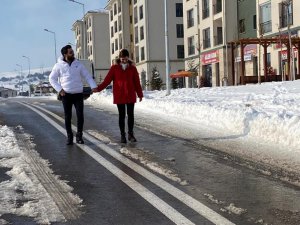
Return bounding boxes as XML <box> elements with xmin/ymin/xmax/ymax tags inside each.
<box><xmin>0</xmin><ymin>97</ymin><xmax>299</xmax><ymax>225</ymax></box>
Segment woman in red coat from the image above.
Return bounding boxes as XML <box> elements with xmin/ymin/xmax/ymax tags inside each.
<box><xmin>95</xmin><ymin>49</ymin><xmax>143</xmax><ymax>143</ymax></box>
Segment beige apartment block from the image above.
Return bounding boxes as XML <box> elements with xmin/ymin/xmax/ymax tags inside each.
<box><xmin>184</xmin><ymin>0</ymin><xmax>238</xmax><ymax>87</ymax></box>
<box><xmin>257</xmin><ymin>0</ymin><xmax>300</xmax><ymax>79</ymax></box>
<box><xmin>73</xmin><ymin>11</ymin><xmax>111</xmax><ymax>84</ymax></box>
<box><xmin>72</xmin><ymin>20</ymin><xmax>85</xmax><ymax>60</ymax></box>
<box><xmin>106</xmin><ymin>0</ymin><xmax>185</xmax><ymax>90</ymax></box>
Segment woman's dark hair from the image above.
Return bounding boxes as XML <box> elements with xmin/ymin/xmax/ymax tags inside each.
<box><xmin>61</xmin><ymin>45</ymin><xmax>72</xmax><ymax>56</ymax></box>
<box><xmin>119</xmin><ymin>49</ymin><xmax>129</xmax><ymax>58</ymax></box>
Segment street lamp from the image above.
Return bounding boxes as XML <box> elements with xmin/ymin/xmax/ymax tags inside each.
<box><xmin>16</xmin><ymin>64</ymin><xmax>23</xmax><ymax>93</ymax></box>
<box><xmin>44</xmin><ymin>28</ymin><xmax>57</xmax><ymax>63</ymax></box>
<box><xmin>22</xmin><ymin>55</ymin><xmax>31</xmax><ymax>96</ymax></box>
<box><xmin>68</xmin><ymin>0</ymin><xmax>85</xmax><ymax>16</ymax></box>
<box><xmin>68</xmin><ymin>0</ymin><xmax>86</xmax><ymax>59</ymax></box>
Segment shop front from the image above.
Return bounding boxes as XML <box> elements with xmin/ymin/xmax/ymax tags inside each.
<box><xmin>201</xmin><ymin>50</ymin><xmax>220</xmax><ymax>87</ymax></box>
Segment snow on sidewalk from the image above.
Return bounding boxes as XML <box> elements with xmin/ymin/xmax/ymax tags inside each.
<box><xmin>88</xmin><ymin>80</ymin><xmax>300</xmax><ymax>180</ymax></box>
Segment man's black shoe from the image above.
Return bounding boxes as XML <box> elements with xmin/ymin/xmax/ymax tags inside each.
<box><xmin>76</xmin><ymin>132</ymin><xmax>84</xmax><ymax>144</ymax></box>
<box><xmin>128</xmin><ymin>132</ymin><xmax>137</xmax><ymax>142</ymax></box>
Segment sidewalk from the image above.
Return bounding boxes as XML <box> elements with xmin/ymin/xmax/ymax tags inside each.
<box><xmin>87</xmin><ymin>81</ymin><xmax>300</xmax><ymax>185</ymax></box>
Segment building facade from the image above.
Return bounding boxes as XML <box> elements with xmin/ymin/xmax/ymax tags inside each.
<box><xmin>257</xmin><ymin>0</ymin><xmax>300</xmax><ymax>80</ymax></box>
<box><xmin>106</xmin><ymin>0</ymin><xmax>185</xmax><ymax>90</ymax></box>
<box><xmin>73</xmin><ymin>11</ymin><xmax>111</xmax><ymax>84</ymax></box>
<box><xmin>184</xmin><ymin>0</ymin><xmax>241</xmax><ymax>87</ymax></box>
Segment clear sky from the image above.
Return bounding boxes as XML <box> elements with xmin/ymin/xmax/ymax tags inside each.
<box><xmin>0</xmin><ymin>0</ymin><xmax>107</xmax><ymax>73</ymax></box>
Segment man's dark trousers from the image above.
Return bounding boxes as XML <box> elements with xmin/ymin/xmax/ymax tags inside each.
<box><xmin>62</xmin><ymin>93</ymin><xmax>84</xmax><ymax>136</ymax></box>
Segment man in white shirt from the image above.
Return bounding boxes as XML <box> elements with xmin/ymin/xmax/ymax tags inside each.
<box><xmin>49</xmin><ymin>45</ymin><xmax>97</xmax><ymax>145</ymax></box>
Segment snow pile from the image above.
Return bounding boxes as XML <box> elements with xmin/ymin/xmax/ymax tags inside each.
<box><xmin>89</xmin><ymin>81</ymin><xmax>300</xmax><ymax>150</ymax></box>
<box><xmin>88</xmin><ymin>81</ymin><xmax>300</xmax><ymax>175</ymax></box>
<box><xmin>0</xmin><ymin>125</ymin><xmax>81</xmax><ymax>224</ymax></box>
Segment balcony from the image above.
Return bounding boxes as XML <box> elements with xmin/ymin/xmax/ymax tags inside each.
<box><xmin>280</xmin><ymin>13</ymin><xmax>293</xmax><ymax>28</ymax></box>
<box><xmin>202</xmin><ymin>8</ymin><xmax>209</xmax><ymax>19</ymax></box>
<box><xmin>214</xmin><ymin>35</ymin><xmax>223</xmax><ymax>46</ymax></box>
<box><xmin>188</xmin><ymin>46</ymin><xmax>195</xmax><ymax>56</ymax></box>
<box><xmin>260</xmin><ymin>21</ymin><xmax>272</xmax><ymax>34</ymax></box>
<box><xmin>187</xmin><ymin>19</ymin><xmax>194</xmax><ymax>28</ymax></box>
<box><xmin>213</xmin><ymin>1</ymin><xmax>222</xmax><ymax>14</ymax></box>
<box><xmin>203</xmin><ymin>39</ymin><xmax>211</xmax><ymax>49</ymax></box>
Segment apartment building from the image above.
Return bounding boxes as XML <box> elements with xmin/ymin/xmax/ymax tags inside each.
<box><xmin>257</xmin><ymin>0</ymin><xmax>300</xmax><ymax>79</ymax></box>
<box><xmin>184</xmin><ymin>0</ymin><xmax>240</xmax><ymax>87</ymax></box>
<box><xmin>72</xmin><ymin>20</ymin><xmax>85</xmax><ymax>60</ymax></box>
<box><xmin>72</xmin><ymin>11</ymin><xmax>111</xmax><ymax>83</ymax></box>
<box><xmin>106</xmin><ymin>0</ymin><xmax>185</xmax><ymax>90</ymax></box>
<box><xmin>234</xmin><ymin>0</ymin><xmax>258</xmax><ymax>85</ymax></box>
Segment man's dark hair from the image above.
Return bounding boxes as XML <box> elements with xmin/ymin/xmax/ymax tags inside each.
<box><xmin>61</xmin><ymin>45</ymin><xmax>72</xmax><ymax>56</ymax></box>
<box><xmin>119</xmin><ymin>49</ymin><xmax>129</xmax><ymax>58</ymax></box>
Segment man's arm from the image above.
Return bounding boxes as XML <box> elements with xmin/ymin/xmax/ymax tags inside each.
<box><xmin>80</xmin><ymin>64</ymin><xmax>97</xmax><ymax>90</ymax></box>
<box><xmin>49</xmin><ymin>65</ymin><xmax>63</xmax><ymax>93</ymax></box>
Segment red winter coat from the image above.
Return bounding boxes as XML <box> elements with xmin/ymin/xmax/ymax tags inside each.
<box><xmin>97</xmin><ymin>63</ymin><xmax>143</xmax><ymax>104</ymax></box>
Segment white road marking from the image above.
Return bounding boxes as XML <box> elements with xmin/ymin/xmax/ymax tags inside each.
<box><xmin>19</xmin><ymin>102</ymin><xmax>195</xmax><ymax>225</ymax></box>
<box><xmin>24</xmin><ymin>102</ymin><xmax>236</xmax><ymax>225</ymax></box>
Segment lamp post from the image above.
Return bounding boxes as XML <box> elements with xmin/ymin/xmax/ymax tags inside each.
<box><xmin>16</xmin><ymin>64</ymin><xmax>23</xmax><ymax>93</ymax></box>
<box><xmin>44</xmin><ymin>28</ymin><xmax>57</xmax><ymax>63</ymax></box>
<box><xmin>22</xmin><ymin>55</ymin><xmax>31</xmax><ymax>96</ymax></box>
<box><xmin>68</xmin><ymin>0</ymin><xmax>86</xmax><ymax>59</ymax></box>
<box><xmin>164</xmin><ymin>0</ymin><xmax>170</xmax><ymax>95</ymax></box>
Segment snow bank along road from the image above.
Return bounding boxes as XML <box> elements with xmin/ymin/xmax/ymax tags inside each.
<box><xmin>17</xmin><ymin>100</ymin><xmax>235</xmax><ymax>225</ymax></box>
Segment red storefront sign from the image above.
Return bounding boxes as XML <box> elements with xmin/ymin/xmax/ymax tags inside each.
<box><xmin>280</xmin><ymin>49</ymin><xmax>298</xmax><ymax>60</ymax></box>
<box><xmin>202</xmin><ymin>50</ymin><xmax>219</xmax><ymax>65</ymax></box>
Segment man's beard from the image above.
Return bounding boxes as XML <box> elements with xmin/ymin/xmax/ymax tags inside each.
<box><xmin>67</xmin><ymin>55</ymin><xmax>75</xmax><ymax>61</ymax></box>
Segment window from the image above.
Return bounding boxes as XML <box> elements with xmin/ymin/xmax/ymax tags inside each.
<box><xmin>176</xmin><ymin>3</ymin><xmax>183</xmax><ymax>17</ymax></box>
<box><xmin>177</xmin><ymin>45</ymin><xmax>184</xmax><ymax>59</ymax></box>
<box><xmin>215</xmin><ymin>27</ymin><xmax>223</xmax><ymax>45</ymax></box>
<box><xmin>139</xmin><ymin>5</ymin><xmax>144</xmax><ymax>20</ymax></box>
<box><xmin>118</xmin><ymin>0</ymin><xmax>121</xmax><ymax>13</ymax></box>
<box><xmin>279</xmin><ymin>1</ymin><xmax>293</xmax><ymax>28</ymax></box>
<box><xmin>141</xmin><ymin>47</ymin><xmax>145</xmax><ymax>61</ymax></box>
<box><xmin>114</xmin><ymin>21</ymin><xmax>117</xmax><ymax>33</ymax></box>
<box><xmin>135</xmin><ymin>26</ymin><xmax>139</xmax><ymax>43</ymax></box>
<box><xmin>213</xmin><ymin>0</ymin><xmax>222</xmax><ymax>14</ymax></box>
<box><xmin>203</xmin><ymin>28</ymin><xmax>210</xmax><ymax>49</ymax></box>
<box><xmin>114</xmin><ymin>3</ymin><xmax>117</xmax><ymax>15</ymax></box>
<box><xmin>118</xmin><ymin>16</ymin><xmax>122</xmax><ymax>31</ymax></box>
<box><xmin>111</xmin><ymin>26</ymin><xmax>114</xmax><ymax>37</ymax></box>
<box><xmin>203</xmin><ymin>0</ymin><xmax>209</xmax><ymax>19</ymax></box>
<box><xmin>253</xmin><ymin>15</ymin><xmax>257</xmax><ymax>29</ymax></box>
<box><xmin>188</xmin><ymin>36</ymin><xmax>195</xmax><ymax>55</ymax></box>
<box><xmin>187</xmin><ymin>9</ymin><xmax>194</xmax><ymax>28</ymax></box>
<box><xmin>140</xmin><ymin>26</ymin><xmax>144</xmax><ymax>40</ymax></box>
<box><xmin>176</xmin><ymin>24</ymin><xmax>184</xmax><ymax>38</ymax></box>
<box><xmin>130</xmin><ymin>15</ymin><xmax>132</xmax><ymax>24</ymax></box>
<box><xmin>119</xmin><ymin>35</ymin><xmax>123</xmax><ymax>49</ymax></box>
<box><xmin>134</xmin><ymin>0</ymin><xmax>137</xmax><ymax>4</ymax></box>
<box><xmin>259</xmin><ymin>2</ymin><xmax>272</xmax><ymax>33</ymax></box>
<box><xmin>110</xmin><ymin>10</ymin><xmax>113</xmax><ymax>21</ymax></box>
<box><xmin>115</xmin><ymin>39</ymin><xmax>118</xmax><ymax>51</ymax></box>
<box><xmin>134</xmin><ymin>7</ymin><xmax>138</xmax><ymax>24</ymax></box>
<box><xmin>111</xmin><ymin>43</ymin><xmax>114</xmax><ymax>54</ymax></box>
<box><xmin>239</xmin><ymin>19</ymin><xmax>245</xmax><ymax>33</ymax></box>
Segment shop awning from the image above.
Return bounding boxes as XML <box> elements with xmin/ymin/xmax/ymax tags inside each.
<box><xmin>170</xmin><ymin>71</ymin><xmax>195</xmax><ymax>78</ymax></box>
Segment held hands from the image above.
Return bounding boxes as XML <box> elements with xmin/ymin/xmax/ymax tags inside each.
<box><xmin>92</xmin><ymin>88</ymin><xmax>98</xmax><ymax>93</ymax></box>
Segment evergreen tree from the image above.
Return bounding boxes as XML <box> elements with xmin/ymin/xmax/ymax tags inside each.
<box><xmin>171</xmin><ymin>78</ymin><xmax>178</xmax><ymax>89</ymax></box>
<box><xmin>150</xmin><ymin>67</ymin><xmax>163</xmax><ymax>90</ymax></box>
